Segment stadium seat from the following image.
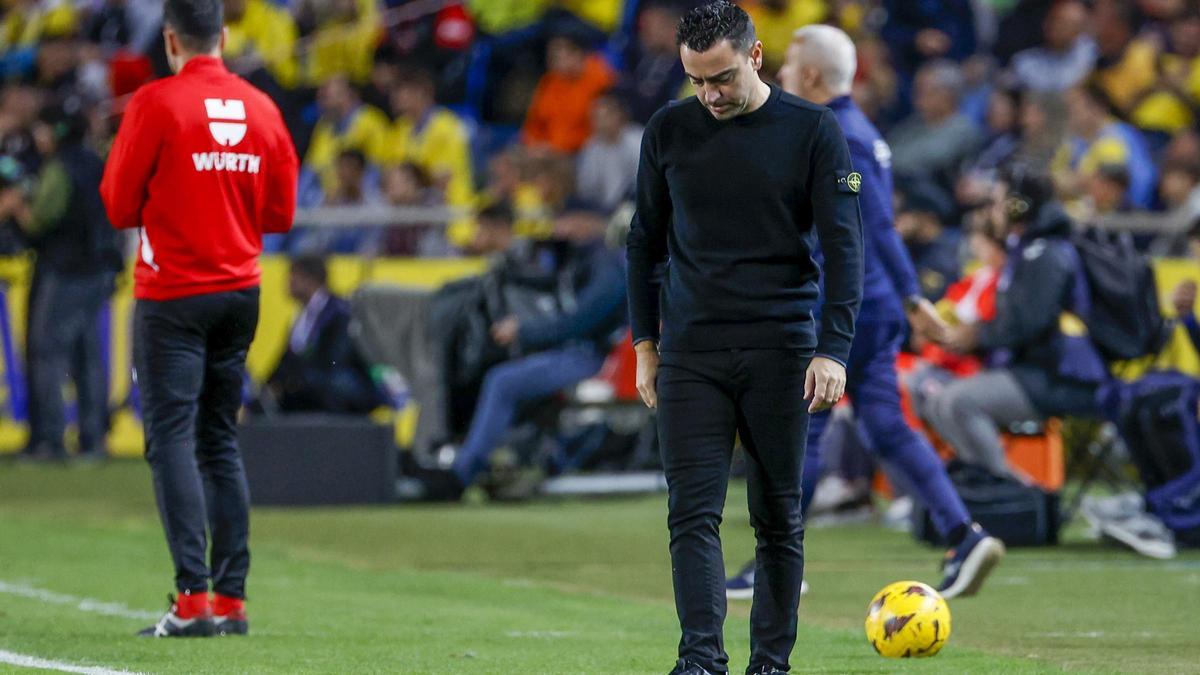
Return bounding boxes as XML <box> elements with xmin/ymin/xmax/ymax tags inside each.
<box><xmin>895</xmin><ymin>358</ymin><xmax>1065</xmax><ymax>492</ymax></box>
<box><xmin>572</xmin><ymin>330</ymin><xmax>639</xmax><ymax>405</ymax></box>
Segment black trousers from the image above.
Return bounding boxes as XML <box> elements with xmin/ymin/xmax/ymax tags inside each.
<box><xmin>26</xmin><ymin>267</ymin><xmax>115</xmax><ymax>454</ymax></box>
<box><xmin>134</xmin><ymin>288</ymin><xmax>259</xmax><ymax>597</ymax></box>
<box><xmin>657</xmin><ymin>349</ymin><xmax>812</xmax><ymax>674</ymax></box>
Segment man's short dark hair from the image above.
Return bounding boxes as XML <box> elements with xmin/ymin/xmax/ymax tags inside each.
<box><xmin>163</xmin><ymin>0</ymin><xmax>224</xmax><ymax>53</ymax></box>
<box><xmin>396</xmin><ymin>66</ymin><xmax>436</xmax><ymax>95</ymax></box>
<box><xmin>1001</xmin><ymin>162</ymin><xmax>1055</xmax><ymax>223</ymax></box>
<box><xmin>291</xmin><ymin>255</ymin><xmax>328</xmax><ymax>287</ymax></box>
<box><xmin>337</xmin><ymin>149</ymin><xmax>367</xmax><ymax>171</ymax></box>
<box><xmin>38</xmin><ymin>92</ymin><xmax>89</xmax><ymax>145</ymax></box>
<box><xmin>395</xmin><ymin>161</ymin><xmax>432</xmax><ymax>189</ymax></box>
<box><xmin>1080</xmin><ymin>77</ymin><xmax>1121</xmax><ymax>117</ymax></box>
<box><xmin>1095</xmin><ymin>162</ymin><xmax>1131</xmax><ymax>189</ymax></box>
<box><xmin>900</xmin><ymin>179</ymin><xmax>954</xmax><ymax>226</ymax></box>
<box><xmin>550</xmin><ymin>24</ymin><xmax>596</xmax><ymax>52</ymax></box>
<box><xmin>676</xmin><ymin>0</ymin><xmax>756</xmax><ymax>53</ymax></box>
<box><xmin>595</xmin><ymin>88</ymin><xmax>632</xmax><ymax>117</ymax></box>
<box><xmin>477</xmin><ymin>201</ymin><xmax>515</xmax><ymax>228</ymax></box>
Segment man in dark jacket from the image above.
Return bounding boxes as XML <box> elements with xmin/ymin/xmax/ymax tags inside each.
<box><xmin>930</xmin><ymin>166</ymin><xmax>1107</xmax><ymax>477</ymax></box>
<box><xmin>263</xmin><ymin>255</ymin><xmax>385</xmax><ymax>415</ymax></box>
<box><xmin>414</xmin><ymin>207</ymin><xmax>627</xmax><ymax>501</ymax></box>
<box><xmin>0</xmin><ymin>94</ymin><xmax>123</xmax><ymax>462</ymax></box>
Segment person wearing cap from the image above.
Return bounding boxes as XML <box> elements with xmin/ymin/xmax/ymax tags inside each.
<box><xmin>99</xmin><ymin>0</ymin><xmax>298</xmax><ymax>638</ymax></box>
<box><xmin>897</xmin><ymin>178</ymin><xmax>963</xmax><ymax>301</ymax></box>
<box><xmin>0</xmin><ymin>94</ymin><xmax>123</xmax><ymax>464</ymax></box>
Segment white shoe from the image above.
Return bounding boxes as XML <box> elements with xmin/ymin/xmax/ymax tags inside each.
<box><xmin>810</xmin><ymin>476</ymin><xmax>869</xmax><ymax>514</ymax></box>
<box><xmin>1082</xmin><ymin>494</ymin><xmax>1176</xmax><ymax>559</ymax></box>
<box><xmin>883</xmin><ymin>496</ymin><xmax>914</xmax><ymax>532</ymax></box>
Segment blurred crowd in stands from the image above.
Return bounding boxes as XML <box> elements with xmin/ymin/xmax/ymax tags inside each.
<box><xmin>3</xmin><ymin>0</ymin><xmax>1200</xmax><ymax>553</ymax></box>
<box><xmin>0</xmin><ymin>0</ymin><xmax>1197</xmax><ymax>259</ymax></box>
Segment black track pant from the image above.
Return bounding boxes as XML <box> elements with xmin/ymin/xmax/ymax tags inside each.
<box><xmin>657</xmin><ymin>348</ymin><xmax>812</xmax><ymax>674</ymax></box>
<box><xmin>135</xmin><ymin>288</ymin><xmax>259</xmax><ymax>598</ymax></box>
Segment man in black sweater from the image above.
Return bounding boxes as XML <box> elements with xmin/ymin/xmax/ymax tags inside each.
<box><xmin>625</xmin><ymin>3</ymin><xmax>863</xmax><ymax>674</ymax></box>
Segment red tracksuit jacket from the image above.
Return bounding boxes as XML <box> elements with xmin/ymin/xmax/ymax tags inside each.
<box><xmin>100</xmin><ymin>56</ymin><xmax>298</xmax><ymax>301</ymax></box>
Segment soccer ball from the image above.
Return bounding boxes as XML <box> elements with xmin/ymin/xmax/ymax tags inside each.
<box><xmin>864</xmin><ymin>580</ymin><xmax>951</xmax><ymax>658</ymax></box>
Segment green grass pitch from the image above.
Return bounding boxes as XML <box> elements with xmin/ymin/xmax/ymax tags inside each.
<box><xmin>0</xmin><ymin>461</ymin><xmax>1197</xmax><ymax>673</ymax></box>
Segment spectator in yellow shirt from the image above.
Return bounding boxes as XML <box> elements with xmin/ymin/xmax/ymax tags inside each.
<box><xmin>743</xmin><ymin>0</ymin><xmax>827</xmax><ymax>75</ymax></box>
<box><xmin>1</xmin><ymin>0</ymin><xmax>76</xmax><ymax>52</ymax></box>
<box><xmin>1052</xmin><ymin>82</ymin><xmax>1157</xmax><ymax>210</ymax></box>
<box><xmin>301</xmin><ymin>76</ymin><xmax>390</xmax><ymax>206</ymax></box>
<box><xmin>466</xmin><ymin>0</ymin><xmax>550</xmax><ymax>35</ymax></box>
<box><xmin>303</xmin><ymin>0</ymin><xmax>381</xmax><ymax>86</ymax></box>
<box><xmin>389</xmin><ymin>67</ymin><xmax>476</xmax><ymax>246</ymax></box>
<box><xmin>1091</xmin><ymin>0</ymin><xmax>1193</xmax><ymax>134</ymax></box>
<box><xmin>388</xmin><ymin>69</ymin><xmax>473</xmax><ymax>210</ymax></box>
<box><xmin>224</xmin><ymin>0</ymin><xmax>300</xmax><ymax>89</ymax></box>
<box><xmin>559</xmin><ymin>0</ymin><xmax>623</xmax><ymax>33</ymax></box>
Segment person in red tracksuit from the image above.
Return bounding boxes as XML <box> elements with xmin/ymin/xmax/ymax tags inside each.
<box><xmin>99</xmin><ymin>0</ymin><xmax>298</xmax><ymax>638</ymax></box>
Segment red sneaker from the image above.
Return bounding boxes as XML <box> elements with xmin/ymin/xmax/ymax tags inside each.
<box><xmin>137</xmin><ymin>591</ymin><xmax>214</xmax><ymax>638</ymax></box>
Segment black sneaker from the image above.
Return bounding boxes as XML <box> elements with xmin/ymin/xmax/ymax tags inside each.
<box><xmin>937</xmin><ymin>523</ymin><xmax>1005</xmax><ymax>599</ymax></box>
<box><xmin>398</xmin><ymin>466</ymin><xmax>466</xmax><ymax>502</ymax></box>
<box><xmin>214</xmin><ymin>613</ymin><xmax>248</xmax><ymax>636</ymax></box>
<box><xmin>746</xmin><ymin>666</ymin><xmax>786</xmax><ymax>674</ymax></box>
<box><xmin>668</xmin><ymin>659</ymin><xmax>714</xmax><ymax>675</ymax></box>
<box><xmin>72</xmin><ymin>450</ymin><xmax>109</xmax><ymax>466</ymax></box>
<box><xmin>17</xmin><ymin>442</ymin><xmax>68</xmax><ymax>464</ymax></box>
<box><xmin>137</xmin><ymin>596</ymin><xmax>216</xmax><ymax>638</ymax></box>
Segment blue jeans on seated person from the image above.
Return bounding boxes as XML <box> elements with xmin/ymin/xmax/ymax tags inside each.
<box><xmin>452</xmin><ymin>343</ymin><xmax>606</xmax><ymax>486</ymax></box>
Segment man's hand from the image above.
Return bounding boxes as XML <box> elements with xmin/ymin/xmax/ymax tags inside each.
<box><xmin>635</xmin><ymin>341</ymin><xmax>659</xmax><ymax>409</ymax></box>
<box><xmin>906</xmin><ymin>296</ymin><xmax>949</xmax><ymax>342</ymax></box>
<box><xmin>805</xmin><ymin>356</ymin><xmax>846</xmax><ymax>413</ymax></box>
<box><xmin>490</xmin><ymin>316</ymin><xmax>520</xmax><ymax>346</ymax></box>
<box><xmin>940</xmin><ymin>323</ymin><xmax>980</xmax><ymax>354</ymax></box>
<box><xmin>1172</xmin><ymin>280</ymin><xmax>1196</xmax><ymax>318</ymax></box>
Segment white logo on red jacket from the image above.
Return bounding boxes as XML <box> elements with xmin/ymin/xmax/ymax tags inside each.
<box><xmin>195</xmin><ymin>98</ymin><xmax>262</xmax><ymax>174</ymax></box>
<box><xmin>204</xmin><ymin>98</ymin><xmax>247</xmax><ymax>146</ymax></box>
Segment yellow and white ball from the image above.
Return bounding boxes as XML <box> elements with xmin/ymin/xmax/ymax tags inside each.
<box><xmin>864</xmin><ymin>581</ymin><xmax>951</xmax><ymax>658</ymax></box>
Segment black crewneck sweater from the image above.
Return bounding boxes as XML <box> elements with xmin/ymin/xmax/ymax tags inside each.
<box><xmin>626</xmin><ymin>84</ymin><xmax>864</xmax><ymax>363</ymax></box>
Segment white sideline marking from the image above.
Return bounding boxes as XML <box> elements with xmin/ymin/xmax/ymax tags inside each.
<box><xmin>0</xmin><ymin>581</ymin><xmax>158</xmax><ymax>620</ymax></box>
<box><xmin>0</xmin><ymin>649</ymin><xmax>143</xmax><ymax>675</ymax></box>
<box><xmin>992</xmin><ymin>576</ymin><xmax>1030</xmax><ymax>585</ymax></box>
<box><xmin>1042</xmin><ymin>631</ymin><xmax>1157</xmax><ymax>639</ymax></box>
<box><xmin>505</xmin><ymin>630</ymin><xmax>574</xmax><ymax>639</ymax></box>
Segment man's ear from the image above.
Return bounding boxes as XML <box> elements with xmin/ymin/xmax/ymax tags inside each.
<box><xmin>805</xmin><ymin>65</ymin><xmax>822</xmax><ymax>91</ymax></box>
<box><xmin>220</xmin><ymin>26</ymin><xmax>228</xmax><ymax>51</ymax></box>
<box><xmin>750</xmin><ymin>40</ymin><xmax>764</xmax><ymax>71</ymax></box>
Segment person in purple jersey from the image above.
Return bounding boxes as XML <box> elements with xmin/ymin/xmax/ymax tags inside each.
<box><xmin>726</xmin><ymin>24</ymin><xmax>1004</xmax><ymax>603</ymax></box>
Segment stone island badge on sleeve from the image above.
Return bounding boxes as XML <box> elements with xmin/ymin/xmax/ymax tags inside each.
<box><xmin>836</xmin><ymin>169</ymin><xmax>862</xmax><ymax>194</ymax></box>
